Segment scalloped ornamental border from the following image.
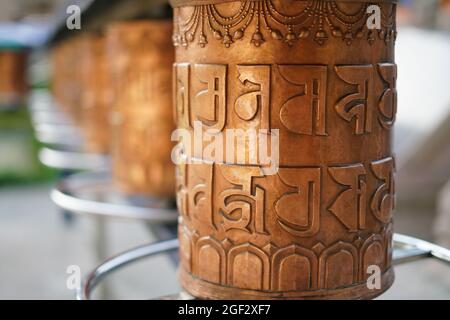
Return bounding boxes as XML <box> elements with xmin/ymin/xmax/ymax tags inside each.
<box><xmin>170</xmin><ymin>0</ymin><xmax>398</xmax><ymax>8</ymax></box>
<box><xmin>171</xmin><ymin>0</ymin><xmax>397</xmax><ymax>47</ymax></box>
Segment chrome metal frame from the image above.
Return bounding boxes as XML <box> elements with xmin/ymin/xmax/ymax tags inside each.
<box><xmin>33</xmin><ymin>120</ymin><xmax>85</xmax><ymax>149</ymax></box>
<box><xmin>51</xmin><ymin>171</ymin><xmax>178</xmax><ymax>222</ymax></box>
<box><xmin>39</xmin><ymin>147</ymin><xmax>110</xmax><ymax>171</ymax></box>
<box><xmin>28</xmin><ymin>90</ymin><xmax>85</xmax><ymax>149</ymax></box>
<box><xmin>35</xmin><ymin>133</ymin><xmax>84</xmax><ymax>149</ymax></box>
<box><xmin>393</xmin><ymin>233</ymin><xmax>450</xmax><ymax>265</ymax></box>
<box><xmin>77</xmin><ymin>239</ymin><xmax>180</xmax><ymax>300</ymax></box>
<box><xmin>77</xmin><ymin>233</ymin><xmax>450</xmax><ymax>300</ymax></box>
<box><xmin>27</xmin><ymin>94</ymin><xmax>57</xmax><ymax>113</ymax></box>
<box><xmin>30</xmin><ymin>110</ymin><xmax>71</xmax><ymax>126</ymax></box>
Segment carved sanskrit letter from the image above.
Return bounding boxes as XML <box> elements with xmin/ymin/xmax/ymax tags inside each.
<box><xmin>278</xmin><ymin>65</ymin><xmax>328</xmax><ymax>136</ymax></box>
<box><xmin>183</xmin><ymin>163</ymin><xmax>214</xmax><ymax>226</ymax></box>
<box><xmin>377</xmin><ymin>63</ymin><xmax>397</xmax><ymax>129</ymax></box>
<box><xmin>335</xmin><ymin>65</ymin><xmax>374</xmax><ymax>134</ymax></box>
<box><xmin>371</xmin><ymin>157</ymin><xmax>395</xmax><ymax>223</ymax></box>
<box><xmin>217</xmin><ymin>165</ymin><xmax>266</xmax><ymax>234</ymax></box>
<box><xmin>192</xmin><ymin>64</ymin><xmax>227</xmax><ymax>131</ymax></box>
<box><xmin>328</xmin><ymin>164</ymin><xmax>367</xmax><ymax>231</ymax></box>
<box><xmin>173</xmin><ymin>63</ymin><xmax>190</xmax><ymax>128</ymax></box>
<box><xmin>275</xmin><ymin>168</ymin><xmax>321</xmax><ymax>237</ymax></box>
<box><xmin>234</xmin><ymin>65</ymin><xmax>271</xmax><ymax>130</ymax></box>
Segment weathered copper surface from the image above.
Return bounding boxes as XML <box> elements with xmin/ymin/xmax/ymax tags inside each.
<box><xmin>172</xmin><ymin>0</ymin><xmax>397</xmax><ymax>299</ymax></box>
<box><xmin>80</xmin><ymin>34</ymin><xmax>111</xmax><ymax>154</ymax></box>
<box><xmin>0</xmin><ymin>50</ymin><xmax>27</xmax><ymax>106</ymax></box>
<box><xmin>107</xmin><ymin>20</ymin><xmax>176</xmax><ymax>198</ymax></box>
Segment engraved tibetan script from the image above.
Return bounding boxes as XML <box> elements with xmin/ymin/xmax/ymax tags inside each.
<box><xmin>328</xmin><ymin>164</ymin><xmax>367</xmax><ymax>231</ymax></box>
<box><xmin>217</xmin><ymin>165</ymin><xmax>266</xmax><ymax>234</ymax></box>
<box><xmin>235</xmin><ymin>65</ymin><xmax>270</xmax><ymax>130</ymax></box>
<box><xmin>193</xmin><ymin>64</ymin><xmax>227</xmax><ymax>131</ymax></box>
<box><xmin>335</xmin><ymin>65</ymin><xmax>374</xmax><ymax>135</ymax></box>
<box><xmin>278</xmin><ymin>65</ymin><xmax>328</xmax><ymax>136</ymax></box>
<box><xmin>377</xmin><ymin>63</ymin><xmax>397</xmax><ymax>129</ymax></box>
<box><xmin>275</xmin><ymin>168</ymin><xmax>321</xmax><ymax>237</ymax></box>
<box><xmin>173</xmin><ymin>62</ymin><xmax>397</xmax><ymax>135</ymax></box>
<box><xmin>371</xmin><ymin>157</ymin><xmax>395</xmax><ymax>223</ymax></box>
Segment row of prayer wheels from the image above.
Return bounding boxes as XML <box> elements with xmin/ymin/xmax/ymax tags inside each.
<box><xmin>52</xmin><ymin>0</ymin><xmax>398</xmax><ymax>299</ymax></box>
<box><xmin>51</xmin><ymin>21</ymin><xmax>175</xmax><ymax>198</ymax></box>
<box><xmin>0</xmin><ymin>49</ymin><xmax>28</xmax><ymax>107</ymax></box>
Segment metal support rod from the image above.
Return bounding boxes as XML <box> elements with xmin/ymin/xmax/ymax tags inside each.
<box><xmin>77</xmin><ymin>239</ymin><xmax>179</xmax><ymax>300</ymax></box>
<box><xmin>39</xmin><ymin>148</ymin><xmax>110</xmax><ymax>171</ymax></box>
<box><xmin>393</xmin><ymin>233</ymin><xmax>450</xmax><ymax>265</ymax></box>
<box><xmin>50</xmin><ymin>171</ymin><xmax>178</xmax><ymax>222</ymax></box>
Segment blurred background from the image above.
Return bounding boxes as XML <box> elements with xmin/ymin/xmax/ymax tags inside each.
<box><xmin>0</xmin><ymin>0</ymin><xmax>449</xmax><ymax>299</ymax></box>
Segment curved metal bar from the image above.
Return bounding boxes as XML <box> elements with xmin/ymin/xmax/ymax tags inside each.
<box><xmin>393</xmin><ymin>246</ymin><xmax>431</xmax><ymax>265</ymax></box>
<box><xmin>39</xmin><ymin>147</ymin><xmax>110</xmax><ymax>171</ymax></box>
<box><xmin>51</xmin><ymin>188</ymin><xmax>178</xmax><ymax>222</ymax></box>
<box><xmin>30</xmin><ymin>110</ymin><xmax>71</xmax><ymax>126</ymax></box>
<box><xmin>156</xmin><ymin>292</ymin><xmax>196</xmax><ymax>300</ymax></box>
<box><xmin>393</xmin><ymin>233</ymin><xmax>450</xmax><ymax>265</ymax></box>
<box><xmin>35</xmin><ymin>131</ymin><xmax>84</xmax><ymax>149</ymax></box>
<box><xmin>28</xmin><ymin>103</ymin><xmax>55</xmax><ymax>112</ymax></box>
<box><xmin>35</xmin><ymin>123</ymin><xmax>81</xmax><ymax>136</ymax></box>
<box><xmin>77</xmin><ymin>239</ymin><xmax>180</xmax><ymax>300</ymax></box>
<box><xmin>51</xmin><ymin>171</ymin><xmax>178</xmax><ymax>222</ymax></box>
<box><xmin>34</xmin><ymin>124</ymin><xmax>84</xmax><ymax>147</ymax></box>
<box><xmin>28</xmin><ymin>98</ymin><xmax>57</xmax><ymax>112</ymax></box>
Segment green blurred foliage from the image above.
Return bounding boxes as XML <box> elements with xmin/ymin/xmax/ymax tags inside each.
<box><xmin>0</xmin><ymin>106</ymin><xmax>57</xmax><ymax>186</ymax></box>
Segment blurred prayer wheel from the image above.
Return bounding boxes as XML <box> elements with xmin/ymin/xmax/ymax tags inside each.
<box><xmin>172</xmin><ymin>0</ymin><xmax>397</xmax><ymax>299</ymax></box>
<box><xmin>80</xmin><ymin>34</ymin><xmax>111</xmax><ymax>153</ymax></box>
<box><xmin>51</xmin><ymin>45</ymin><xmax>63</xmax><ymax>109</ymax></box>
<box><xmin>0</xmin><ymin>49</ymin><xmax>27</xmax><ymax>107</ymax></box>
<box><xmin>107</xmin><ymin>20</ymin><xmax>176</xmax><ymax>198</ymax></box>
<box><xmin>51</xmin><ymin>42</ymin><xmax>69</xmax><ymax>113</ymax></box>
<box><xmin>52</xmin><ymin>37</ymin><xmax>84</xmax><ymax>124</ymax></box>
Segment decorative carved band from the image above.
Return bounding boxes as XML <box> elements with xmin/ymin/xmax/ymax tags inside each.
<box><xmin>176</xmin><ymin>158</ymin><xmax>395</xmax><ymax>240</ymax></box>
<box><xmin>179</xmin><ymin>217</ymin><xmax>394</xmax><ymax>293</ymax></box>
<box><xmin>170</xmin><ymin>0</ymin><xmax>399</xmax><ymax>7</ymax></box>
<box><xmin>172</xmin><ymin>0</ymin><xmax>396</xmax><ymax>48</ymax></box>
<box><xmin>173</xmin><ymin>62</ymin><xmax>397</xmax><ymax>136</ymax></box>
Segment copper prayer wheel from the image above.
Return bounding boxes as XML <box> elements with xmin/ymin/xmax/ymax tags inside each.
<box><xmin>107</xmin><ymin>20</ymin><xmax>176</xmax><ymax>198</ymax></box>
<box><xmin>79</xmin><ymin>34</ymin><xmax>111</xmax><ymax>154</ymax></box>
<box><xmin>0</xmin><ymin>49</ymin><xmax>27</xmax><ymax>107</ymax></box>
<box><xmin>171</xmin><ymin>0</ymin><xmax>397</xmax><ymax>299</ymax></box>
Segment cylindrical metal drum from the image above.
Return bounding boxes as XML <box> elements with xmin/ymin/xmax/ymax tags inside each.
<box><xmin>80</xmin><ymin>34</ymin><xmax>111</xmax><ymax>154</ymax></box>
<box><xmin>0</xmin><ymin>49</ymin><xmax>27</xmax><ymax>107</ymax></box>
<box><xmin>171</xmin><ymin>0</ymin><xmax>397</xmax><ymax>299</ymax></box>
<box><xmin>107</xmin><ymin>20</ymin><xmax>176</xmax><ymax>198</ymax></box>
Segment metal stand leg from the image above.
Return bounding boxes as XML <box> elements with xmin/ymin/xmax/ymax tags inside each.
<box><xmin>77</xmin><ymin>239</ymin><xmax>179</xmax><ymax>300</ymax></box>
<box><xmin>93</xmin><ymin>217</ymin><xmax>110</xmax><ymax>299</ymax></box>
